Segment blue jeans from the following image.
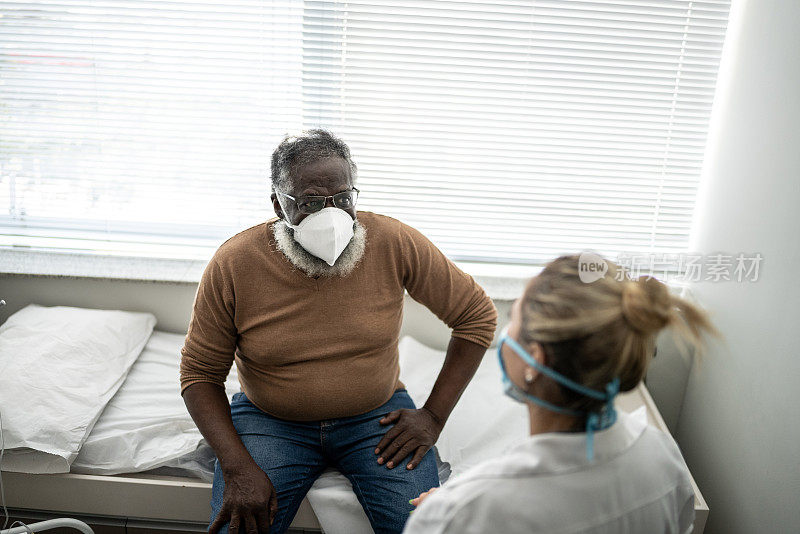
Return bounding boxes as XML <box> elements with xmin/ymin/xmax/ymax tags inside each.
<box><xmin>209</xmin><ymin>389</ymin><xmax>440</xmax><ymax>534</ymax></box>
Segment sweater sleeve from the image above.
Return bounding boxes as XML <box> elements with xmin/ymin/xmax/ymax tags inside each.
<box><xmin>399</xmin><ymin>221</ymin><xmax>497</xmax><ymax>348</ymax></box>
<box><xmin>180</xmin><ymin>256</ymin><xmax>237</xmax><ymax>394</ymax></box>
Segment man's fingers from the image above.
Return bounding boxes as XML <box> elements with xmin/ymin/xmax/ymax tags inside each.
<box><xmin>209</xmin><ymin>509</ymin><xmax>229</xmax><ymax>534</ymax></box>
<box><xmin>375</xmin><ymin>424</ymin><xmax>405</xmax><ymax>457</ymax></box>
<box><xmin>406</xmin><ymin>446</ymin><xmax>429</xmax><ymax>470</ymax></box>
<box><xmin>244</xmin><ymin>513</ymin><xmax>259</xmax><ymax>534</ymax></box>
<box><xmin>379</xmin><ymin>409</ymin><xmax>401</xmax><ymax>425</ymax></box>
<box><xmin>228</xmin><ymin>512</ymin><xmax>242</xmax><ymax>534</ymax></box>
<box><xmin>269</xmin><ymin>490</ymin><xmax>279</xmax><ymax>525</ymax></box>
<box><xmin>269</xmin><ymin>490</ymin><xmax>279</xmax><ymax>524</ymax></box>
<box><xmin>387</xmin><ymin>439</ymin><xmax>418</xmax><ymax>469</ymax></box>
<box><xmin>255</xmin><ymin>510</ymin><xmax>271</xmax><ymax>534</ymax></box>
<box><xmin>377</xmin><ymin>429</ymin><xmax>411</xmax><ymax>464</ymax></box>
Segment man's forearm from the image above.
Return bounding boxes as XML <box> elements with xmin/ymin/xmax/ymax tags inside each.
<box><xmin>421</xmin><ymin>336</ymin><xmax>487</xmax><ymax>426</ymax></box>
<box><xmin>182</xmin><ymin>382</ymin><xmax>255</xmax><ymax>474</ymax></box>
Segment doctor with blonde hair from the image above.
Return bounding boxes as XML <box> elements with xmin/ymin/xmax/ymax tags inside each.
<box><xmin>405</xmin><ymin>253</ymin><xmax>717</xmax><ymax>534</ymax></box>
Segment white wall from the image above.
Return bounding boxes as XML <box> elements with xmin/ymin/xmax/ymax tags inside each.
<box><xmin>677</xmin><ymin>1</ymin><xmax>800</xmax><ymax>533</ymax></box>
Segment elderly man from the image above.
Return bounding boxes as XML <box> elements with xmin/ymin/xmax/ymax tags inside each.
<box><xmin>180</xmin><ymin>130</ymin><xmax>497</xmax><ymax>534</ymax></box>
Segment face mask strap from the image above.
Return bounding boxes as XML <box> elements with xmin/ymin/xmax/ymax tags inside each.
<box><xmin>501</xmin><ymin>332</ymin><xmax>608</xmax><ymax>401</ymax></box>
<box><xmin>498</xmin><ymin>330</ymin><xmax>621</xmax><ymax>461</ymax></box>
<box><xmin>504</xmin><ymin>375</ymin><xmax>584</xmax><ymax>417</ymax></box>
<box><xmin>585</xmin><ymin>378</ymin><xmax>620</xmax><ymax>460</ymax></box>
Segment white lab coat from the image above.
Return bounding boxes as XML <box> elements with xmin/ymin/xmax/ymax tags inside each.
<box><xmin>404</xmin><ymin>410</ymin><xmax>695</xmax><ymax>534</ymax></box>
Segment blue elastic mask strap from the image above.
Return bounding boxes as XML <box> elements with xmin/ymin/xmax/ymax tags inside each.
<box><xmin>496</xmin><ymin>345</ymin><xmax>583</xmax><ymax>417</ymax></box>
<box><xmin>500</xmin><ymin>332</ymin><xmax>621</xmax><ymax>461</ymax></box>
<box><xmin>515</xmin><ymin>382</ymin><xmax>584</xmax><ymax>417</ymax></box>
<box><xmin>501</xmin><ymin>334</ymin><xmax>608</xmax><ymax>401</ymax></box>
<box><xmin>585</xmin><ymin>378</ymin><xmax>620</xmax><ymax>460</ymax></box>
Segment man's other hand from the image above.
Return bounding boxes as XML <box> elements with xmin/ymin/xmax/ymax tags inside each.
<box><xmin>374</xmin><ymin>407</ymin><xmax>444</xmax><ymax>470</ymax></box>
<box><xmin>209</xmin><ymin>462</ymin><xmax>279</xmax><ymax>534</ymax></box>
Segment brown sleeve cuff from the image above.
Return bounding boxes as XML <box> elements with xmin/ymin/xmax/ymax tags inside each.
<box><xmin>180</xmin><ymin>376</ymin><xmax>227</xmax><ymax>396</ymax></box>
<box><xmin>451</xmin><ymin>329</ymin><xmax>496</xmax><ymax>349</ymax></box>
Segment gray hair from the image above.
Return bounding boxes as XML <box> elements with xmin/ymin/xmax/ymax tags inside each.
<box><xmin>270</xmin><ymin>129</ymin><xmax>357</xmax><ymax>193</ymax></box>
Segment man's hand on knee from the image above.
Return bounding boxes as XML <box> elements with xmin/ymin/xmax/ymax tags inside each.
<box><xmin>375</xmin><ymin>407</ymin><xmax>443</xmax><ymax>470</ymax></box>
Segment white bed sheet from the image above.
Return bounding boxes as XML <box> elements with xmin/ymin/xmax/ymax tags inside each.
<box><xmin>71</xmin><ymin>330</ymin><xmax>240</xmax><ymax>477</ymax></box>
<box><xmin>0</xmin><ymin>304</ymin><xmax>156</xmax><ymax>474</ymax></box>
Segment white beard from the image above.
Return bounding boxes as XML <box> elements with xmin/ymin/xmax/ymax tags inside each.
<box><xmin>272</xmin><ymin>218</ymin><xmax>367</xmax><ymax>278</ymax></box>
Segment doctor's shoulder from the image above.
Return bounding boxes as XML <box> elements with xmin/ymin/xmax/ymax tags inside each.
<box><xmin>408</xmin><ymin>471</ymin><xmax>531</xmax><ymax>534</ymax></box>
<box><xmin>639</xmin><ymin>423</ymin><xmax>695</xmax><ymax>486</ymax></box>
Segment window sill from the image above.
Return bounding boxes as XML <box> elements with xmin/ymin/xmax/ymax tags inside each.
<box><xmin>0</xmin><ymin>247</ymin><xmax>540</xmax><ymax>300</ymax></box>
<box><xmin>0</xmin><ymin>247</ymin><xmax>208</xmax><ymax>285</ymax></box>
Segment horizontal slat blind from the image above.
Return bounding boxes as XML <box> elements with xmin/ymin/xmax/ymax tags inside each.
<box><xmin>1</xmin><ymin>0</ymin><xmax>304</xmax><ymax>256</ymax></box>
<box><xmin>1</xmin><ymin>0</ymin><xmax>730</xmax><ymax>263</ymax></box>
<box><xmin>303</xmin><ymin>0</ymin><xmax>730</xmax><ymax>264</ymax></box>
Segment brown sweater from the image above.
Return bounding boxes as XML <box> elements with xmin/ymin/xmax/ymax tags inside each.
<box><xmin>180</xmin><ymin>211</ymin><xmax>497</xmax><ymax>421</ymax></box>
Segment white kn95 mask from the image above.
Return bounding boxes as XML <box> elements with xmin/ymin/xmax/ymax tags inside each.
<box><xmin>284</xmin><ymin>207</ymin><xmax>355</xmax><ymax>266</ymax></box>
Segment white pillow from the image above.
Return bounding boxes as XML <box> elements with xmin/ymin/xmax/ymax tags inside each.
<box><xmin>71</xmin><ymin>330</ymin><xmax>240</xmax><ymax>476</ymax></box>
<box><xmin>0</xmin><ymin>304</ymin><xmax>156</xmax><ymax>473</ymax></box>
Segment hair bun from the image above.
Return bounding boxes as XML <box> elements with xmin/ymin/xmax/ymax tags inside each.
<box><xmin>621</xmin><ymin>276</ymin><xmax>672</xmax><ymax>335</ymax></box>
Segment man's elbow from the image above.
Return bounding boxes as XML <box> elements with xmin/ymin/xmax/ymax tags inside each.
<box><xmin>452</xmin><ymin>298</ymin><xmax>498</xmax><ymax>349</ymax></box>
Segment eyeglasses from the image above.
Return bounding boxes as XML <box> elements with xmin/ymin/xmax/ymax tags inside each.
<box><xmin>278</xmin><ymin>188</ymin><xmax>359</xmax><ymax>215</ymax></box>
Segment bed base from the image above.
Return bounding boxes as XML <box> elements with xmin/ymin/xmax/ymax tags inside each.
<box><xmin>2</xmin><ymin>384</ymin><xmax>706</xmax><ymax>534</ymax></box>
<box><xmin>1</xmin><ymin>471</ymin><xmax>322</xmax><ymax>533</ymax></box>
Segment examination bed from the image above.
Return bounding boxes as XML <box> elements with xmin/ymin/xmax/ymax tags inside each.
<box><xmin>1</xmin><ymin>310</ymin><xmax>708</xmax><ymax>534</ymax></box>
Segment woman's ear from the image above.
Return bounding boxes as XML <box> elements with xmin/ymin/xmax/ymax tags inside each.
<box><xmin>523</xmin><ymin>342</ymin><xmax>548</xmax><ymax>386</ymax></box>
<box><xmin>530</xmin><ymin>342</ymin><xmax>548</xmax><ymax>367</ymax></box>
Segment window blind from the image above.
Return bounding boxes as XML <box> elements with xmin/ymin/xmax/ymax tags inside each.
<box><xmin>1</xmin><ymin>0</ymin><xmax>731</xmax><ymax>264</ymax></box>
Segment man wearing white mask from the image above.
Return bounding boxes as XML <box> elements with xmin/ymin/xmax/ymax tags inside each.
<box><xmin>180</xmin><ymin>130</ymin><xmax>497</xmax><ymax>534</ymax></box>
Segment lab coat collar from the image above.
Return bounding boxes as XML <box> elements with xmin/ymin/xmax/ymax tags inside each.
<box><xmin>468</xmin><ymin>409</ymin><xmax>649</xmax><ymax>478</ymax></box>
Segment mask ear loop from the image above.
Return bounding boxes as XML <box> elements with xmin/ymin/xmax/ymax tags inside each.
<box><xmin>501</xmin><ymin>333</ymin><xmax>609</xmax><ymax>402</ymax></box>
<box><xmin>500</xmin><ymin>330</ymin><xmax>621</xmax><ymax>461</ymax></box>
<box><xmin>497</xmin><ymin>339</ymin><xmax>583</xmax><ymax>417</ymax></box>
